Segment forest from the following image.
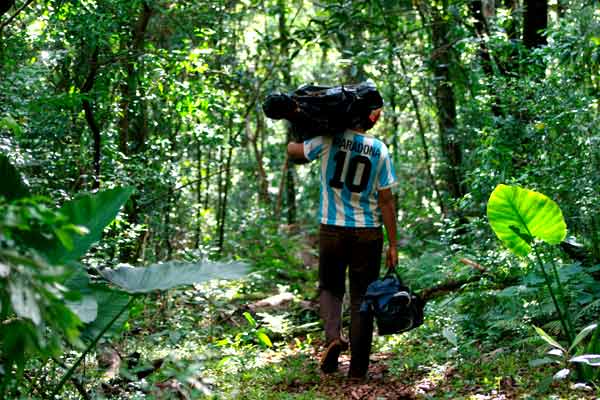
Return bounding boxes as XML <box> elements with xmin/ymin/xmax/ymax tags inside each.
<box><xmin>1</xmin><ymin>0</ymin><xmax>599</xmax><ymax>398</ymax></box>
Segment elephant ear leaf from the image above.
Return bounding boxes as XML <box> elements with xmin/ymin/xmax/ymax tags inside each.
<box><xmin>37</xmin><ymin>187</ymin><xmax>134</xmax><ymax>264</ymax></box>
<box><xmin>0</xmin><ymin>154</ymin><xmax>30</xmax><ymax>201</ymax></box>
<box><xmin>487</xmin><ymin>184</ymin><xmax>567</xmax><ymax>257</ymax></box>
<box><xmin>100</xmin><ymin>261</ymin><xmax>249</xmax><ymax>293</ymax></box>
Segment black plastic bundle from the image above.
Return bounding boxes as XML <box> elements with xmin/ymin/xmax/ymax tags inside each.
<box><xmin>262</xmin><ymin>81</ymin><xmax>383</xmax><ymax>141</ymax></box>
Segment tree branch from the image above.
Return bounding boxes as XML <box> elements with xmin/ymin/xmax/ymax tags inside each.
<box><xmin>0</xmin><ymin>0</ymin><xmax>35</xmax><ymax>34</ymax></box>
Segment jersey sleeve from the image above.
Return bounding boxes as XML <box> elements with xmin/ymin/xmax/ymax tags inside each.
<box><xmin>376</xmin><ymin>145</ymin><xmax>398</xmax><ymax>190</ymax></box>
<box><xmin>303</xmin><ymin>136</ymin><xmax>326</xmax><ymax>161</ymax></box>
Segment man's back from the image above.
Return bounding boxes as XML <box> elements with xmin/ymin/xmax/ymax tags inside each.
<box><xmin>303</xmin><ymin>129</ymin><xmax>397</xmax><ymax>228</ymax></box>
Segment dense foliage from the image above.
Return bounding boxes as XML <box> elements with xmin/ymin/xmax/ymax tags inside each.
<box><xmin>1</xmin><ymin>0</ymin><xmax>599</xmax><ymax>398</ymax></box>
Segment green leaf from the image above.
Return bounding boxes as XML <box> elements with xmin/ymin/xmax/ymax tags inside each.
<box><xmin>529</xmin><ymin>358</ymin><xmax>557</xmax><ymax>367</ymax></box>
<box><xmin>534</xmin><ymin>326</ymin><xmax>565</xmax><ymax>351</ymax></box>
<box><xmin>9</xmin><ymin>280</ymin><xmax>41</xmax><ymax>325</ymax></box>
<box><xmin>65</xmin><ymin>295</ymin><xmax>98</xmax><ymax>323</ymax></box>
<box><xmin>243</xmin><ymin>311</ymin><xmax>257</xmax><ymax>328</ymax></box>
<box><xmin>536</xmin><ymin>375</ymin><xmax>554</xmax><ymax>394</ymax></box>
<box><xmin>442</xmin><ymin>327</ymin><xmax>458</xmax><ymax>346</ymax></box>
<box><xmin>99</xmin><ymin>261</ymin><xmax>249</xmax><ymax>293</ymax></box>
<box><xmin>553</xmin><ymin>368</ymin><xmax>570</xmax><ymax>380</ymax></box>
<box><xmin>80</xmin><ymin>287</ymin><xmax>130</xmax><ymax>343</ymax></box>
<box><xmin>0</xmin><ymin>153</ymin><xmax>30</xmax><ymax>201</ymax></box>
<box><xmin>569</xmin><ymin>323</ymin><xmax>598</xmax><ymax>353</ymax></box>
<box><xmin>0</xmin><ymin>116</ymin><xmax>23</xmax><ymax>135</ymax></box>
<box><xmin>569</xmin><ymin>354</ymin><xmax>600</xmax><ymax>366</ymax></box>
<box><xmin>39</xmin><ymin>187</ymin><xmax>134</xmax><ymax>264</ymax></box>
<box><xmin>256</xmin><ymin>330</ymin><xmax>273</xmax><ymax>348</ymax></box>
<box><xmin>52</xmin><ymin>227</ymin><xmax>74</xmax><ymax>251</ymax></box>
<box><xmin>487</xmin><ymin>184</ymin><xmax>567</xmax><ymax>257</ymax></box>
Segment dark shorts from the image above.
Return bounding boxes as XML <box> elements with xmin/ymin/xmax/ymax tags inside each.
<box><xmin>318</xmin><ymin>224</ymin><xmax>383</xmax><ymax>299</ymax></box>
<box><xmin>318</xmin><ymin>223</ymin><xmax>383</xmax><ymax>376</ymax></box>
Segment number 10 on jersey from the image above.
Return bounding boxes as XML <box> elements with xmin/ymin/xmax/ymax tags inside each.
<box><xmin>328</xmin><ymin>151</ymin><xmax>372</xmax><ymax>193</ymax></box>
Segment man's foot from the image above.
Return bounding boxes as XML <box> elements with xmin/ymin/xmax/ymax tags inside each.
<box><xmin>347</xmin><ymin>371</ymin><xmax>368</xmax><ymax>383</ymax></box>
<box><xmin>347</xmin><ymin>374</ymin><xmax>368</xmax><ymax>384</ymax></box>
<box><xmin>320</xmin><ymin>339</ymin><xmax>343</xmax><ymax>373</ymax></box>
<box><xmin>339</xmin><ymin>336</ymin><xmax>349</xmax><ymax>351</ymax></box>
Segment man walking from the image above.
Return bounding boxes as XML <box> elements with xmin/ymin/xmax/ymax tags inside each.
<box><xmin>287</xmin><ymin>92</ymin><xmax>398</xmax><ymax>380</ymax></box>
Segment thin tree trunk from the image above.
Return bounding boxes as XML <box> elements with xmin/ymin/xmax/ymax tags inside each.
<box><xmin>164</xmin><ymin>119</ymin><xmax>179</xmax><ymax>259</ymax></box>
<box><xmin>274</xmin><ymin>154</ymin><xmax>289</xmax><ymax>220</ymax></box>
<box><xmin>469</xmin><ymin>1</ymin><xmax>494</xmax><ymax>76</ymax></box>
<box><xmin>164</xmin><ymin>188</ymin><xmax>173</xmax><ymax>259</ymax></box>
<box><xmin>118</xmin><ymin>2</ymin><xmax>152</xmax><ymax>155</ymax></box>
<box><xmin>247</xmin><ymin>112</ymin><xmax>270</xmax><ymax>205</ymax></box>
<box><xmin>557</xmin><ymin>0</ymin><xmax>566</xmax><ymax>18</ymax></box>
<box><xmin>398</xmin><ymin>55</ymin><xmax>446</xmax><ymax>215</ymax></box>
<box><xmin>204</xmin><ymin>147</ymin><xmax>211</xmax><ymax>210</ymax></box>
<box><xmin>523</xmin><ymin>0</ymin><xmax>548</xmax><ymax>49</ymax></box>
<box><xmin>195</xmin><ymin>137</ymin><xmax>202</xmax><ymax>248</ymax></box>
<box><xmin>80</xmin><ymin>47</ymin><xmax>101</xmax><ymax>189</ymax></box>
<box><xmin>215</xmin><ymin>145</ymin><xmax>224</xmax><ymax>240</ymax></box>
<box><xmin>278</xmin><ymin>0</ymin><xmax>296</xmax><ymax>224</ymax></box>
<box><xmin>427</xmin><ymin>2</ymin><xmax>465</xmax><ymax>200</ymax></box>
<box><xmin>217</xmin><ymin>142</ymin><xmax>234</xmax><ymax>254</ymax></box>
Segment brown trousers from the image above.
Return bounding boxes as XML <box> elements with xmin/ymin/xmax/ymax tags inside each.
<box><xmin>318</xmin><ymin>224</ymin><xmax>383</xmax><ymax>376</ymax></box>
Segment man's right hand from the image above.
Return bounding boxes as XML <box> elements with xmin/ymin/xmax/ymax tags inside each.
<box><xmin>287</xmin><ymin>142</ymin><xmax>307</xmax><ymax>161</ymax></box>
<box><xmin>385</xmin><ymin>245</ymin><xmax>398</xmax><ymax>270</ymax></box>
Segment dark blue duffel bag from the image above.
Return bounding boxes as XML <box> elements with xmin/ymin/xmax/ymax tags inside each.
<box><xmin>360</xmin><ymin>270</ymin><xmax>425</xmax><ymax>335</ymax></box>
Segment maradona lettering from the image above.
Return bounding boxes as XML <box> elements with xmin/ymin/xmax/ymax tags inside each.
<box><xmin>333</xmin><ymin>137</ymin><xmax>381</xmax><ymax>157</ymax></box>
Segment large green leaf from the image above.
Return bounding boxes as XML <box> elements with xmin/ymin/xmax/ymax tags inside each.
<box><xmin>41</xmin><ymin>187</ymin><xmax>134</xmax><ymax>264</ymax></box>
<box><xmin>99</xmin><ymin>261</ymin><xmax>249</xmax><ymax>293</ymax></box>
<box><xmin>0</xmin><ymin>154</ymin><xmax>30</xmax><ymax>201</ymax></box>
<box><xmin>486</xmin><ymin>184</ymin><xmax>567</xmax><ymax>257</ymax></box>
<box><xmin>64</xmin><ymin>267</ymin><xmax>98</xmax><ymax>323</ymax></box>
<box><xmin>80</xmin><ymin>287</ymin><xmax>130</xmax><ymax>343</ymax></box>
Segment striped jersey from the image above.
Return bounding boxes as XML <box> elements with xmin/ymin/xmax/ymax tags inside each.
<box><xmin>303</xmin><ymin>129</ymin><xmax>398</xmax><ymax>227</ymax></box>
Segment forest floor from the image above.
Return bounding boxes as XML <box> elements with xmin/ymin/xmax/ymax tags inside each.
<box><xmin>61</xmin><ymin>229</ymin><xmax>599</xmax><ymax>400</ymax></box>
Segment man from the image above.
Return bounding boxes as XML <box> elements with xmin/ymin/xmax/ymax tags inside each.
<box><xmin>287</xmin><ymin>99</ymin><xmax>398</xmax><ymax>380</ymax></box>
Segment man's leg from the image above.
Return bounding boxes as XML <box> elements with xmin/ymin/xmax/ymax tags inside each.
<box><xmin>348</xmin><ymin>228</ymin><xmax>383</xmax><ymax>378</ymax></box>
<box><xmin>318</xmin><ymin>224</ymin><xmax>348</xmax><ymax>372</ymax></box>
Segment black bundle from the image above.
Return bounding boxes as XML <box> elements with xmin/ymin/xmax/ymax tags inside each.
<box><xmin>262</xmin><ymin>81</ymin><xmax>383</xmax><ymax>141</ymax></box>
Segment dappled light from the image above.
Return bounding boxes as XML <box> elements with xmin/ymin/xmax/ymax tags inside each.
<box><xmin>1</xmin><ymin>0</ymin><xmax>600</xmax><ymax>399</ymax></box>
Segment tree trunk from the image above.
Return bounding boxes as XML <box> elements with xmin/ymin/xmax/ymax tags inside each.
<box><xmin>164</xmin><ymin>188</ymin><xmax>173</xmax><ymax>259</ymax></box>
<box><xmin>523</xmin><ymin>0</ymin><xmax>548</xmax><ymax>49</ymax></box>
<box><xmin>274</xmin><ymin>154</ymin><xmax>289</xmax><ymax>220</ymax></box>
<box><xmin>216</xmin><ymin>145</ymin><xmax>224</xmax><ymax>240</ymax></box>
<box><xmin>278</xmin><ymin>0</ymin><xmax>296</xmax><ymax>224</ymax></box>
<box><xmin>427</xmin><ymin>3</ymin><xmax>465</xmax><ymax>200</ymax></box>
<box><xmin>204</xmin><ymin>146</ymin><xmax>211</xmax><ymax>210</ymax></box>
<box><xmin>247</xmin><ymin>112</ymin><xmax>270</xmax><ymax>205</ymax></box>
<box><xmin>398</xmin><ymin>55</ymin><xmax>446</xmax><ymax>215</ymax></box>
<box><xmin>503</xmin><ymin>0</ymin><xmax>519</xmax><ymax>41</ymax></box>
<box><xmin>469</xmin><ymin>1</ymin><xmax>494</xmax><ymax>76</ymax></box>
<box><xmin>80</xmin><ymin>47</ymin><xmax>101</xmax><ymax>189</ymax></box>
<box><xmin>217</xmin><ymin>145</ymin><xmax>233</xmax><ymax>255</ymax></box>
<box><xmin>557</xmin><ymin>0</ymin><xmax>566</xmax><ymax>18</ymax></box>
<box><xmin>0</xmin><ymin>1</ymin><xmax>15</xmax><ymax>19</ymax></box>
<box><xmin>195</xmin><ymin>137</ymin><xmax>202</xmax><ymax>249</ymax></box>
<box><xmin>118</xmin><ymin>2</ymin><xmax>152</xmax><ymax>155</ymax></box>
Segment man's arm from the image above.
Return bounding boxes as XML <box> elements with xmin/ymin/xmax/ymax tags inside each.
<box><xmin>378</xmin><ymin>188</ymin><xmax>398</xmax><ymax>269</ymax></box>
<box><xmin>287</xmin><ymin>142</ymin><xmax>307</xmax><ymax>161</ymax></box>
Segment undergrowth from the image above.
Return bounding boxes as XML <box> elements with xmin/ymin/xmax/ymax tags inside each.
<box><xmin>37</xmin><ymin>221</ymin><xmax>599</xmax><ymax>399</ymax></box>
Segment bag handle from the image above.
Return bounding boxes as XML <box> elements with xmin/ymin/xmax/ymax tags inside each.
<box><xmin>383</xmin><ymin>265</ymin><xmax>403</xmax><ymax>283</ymax></box>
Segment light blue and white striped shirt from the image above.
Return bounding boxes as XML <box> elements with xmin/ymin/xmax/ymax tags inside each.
<box><xmin>303</xmin><ymin>130</ymin><xmax>398</xmax><ymax>228</ymax></box>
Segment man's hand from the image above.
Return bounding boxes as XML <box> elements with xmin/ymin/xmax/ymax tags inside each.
<box><xmin>386</xmin><ymin>245</ymin><xmax>398</xmax><ymax>270</ymax></box>
<box><xmin>287</xmin><ymin>142</ymin><xmax>306</xmax><ymax>161</ymax></box>
<box><xmin>378</xmin><ymin>188</ymin><xmax>398</xmax><ymax>270</ymax></box>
